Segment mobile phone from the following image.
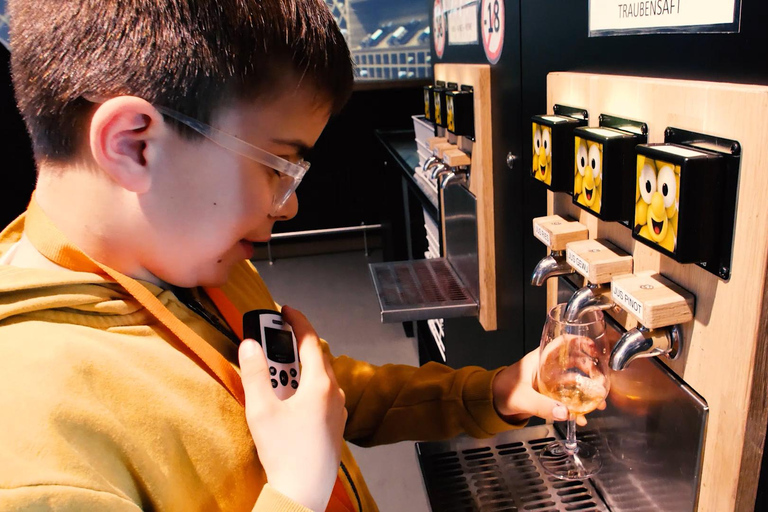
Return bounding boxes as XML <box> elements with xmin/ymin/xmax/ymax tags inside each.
<box><xmin>243</xmin><ymin>309</ymin><xmax>300</xmax><ymax>400</ymax></box>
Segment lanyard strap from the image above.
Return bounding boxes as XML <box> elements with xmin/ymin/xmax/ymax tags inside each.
<box><xmin>204</xmin><ymin>287</ymin><xmax>356</xmax><ymax>512</ymax></box>
<box><xmin>23</xmin><ymin>197</ymin><xmax>246</xmax><ymax>406</ymax></box>
<box><xmin>24</xmin><ymin>197</ymin><xmax>356</xmax><ymax>511</ymax></box>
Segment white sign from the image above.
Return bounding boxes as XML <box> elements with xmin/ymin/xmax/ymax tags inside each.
<box><xmin>589</xmin><ymin>0</ymin><xmax>741</xmax><ymax>36</ymax></box>
<box><xmin>612</xmin><ymin>282</ymin><xmax>645</xmax><ymax>321</ymax></box>
<box><xmin>433</xmin><ymin>0</ymin><xmax>446</xmax><ymax>59</ymax></box>
<box><xmin>446</xmin><ymin>0</ymin><xmax>479</xmax><ymax>45</ymax></box>
<box><xmin>533</xmin><ymin>224</ymin><xmax>551</xmax><ymax>247</ymax></box>
<box><xmin>567</xmin><ymin>250</ymin><xmax>591</xmax><ymax>279</ymax></box>
<box><xmin>481</xmin><ymin>0</ymin><xmax>505</xmax><ymax>64</ymax></box>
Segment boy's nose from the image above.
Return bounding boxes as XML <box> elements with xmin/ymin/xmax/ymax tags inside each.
<box><xmin>273</xmin><ymin>192</ymin><xmax>299</xmax><ymax>220</ymax></box>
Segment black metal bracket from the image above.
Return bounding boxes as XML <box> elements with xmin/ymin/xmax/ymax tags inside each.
<box><xmin>599</xmin><ymin>114</ymin><xmax>648</xmax><ymax>137</ymax></box>
<box><xmin>665</xmin><ymin>127</ymin><xmax>742</xmax><ymax>281</ymax></box>
<box><xmin>553</xmin><ymin>104</ymin><xmax>589</xmax><ymax>122</ymax></box>
<box><xmin>600</xmin><ymin>114</ymin><xmax>649</xmax><ymax>229</ymax></box>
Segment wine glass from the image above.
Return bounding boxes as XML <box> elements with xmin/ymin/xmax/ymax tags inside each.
<box><xmin>536</xmin><ymin>303</ymin><xmax>611</xmax><ymax>480</ymax></box>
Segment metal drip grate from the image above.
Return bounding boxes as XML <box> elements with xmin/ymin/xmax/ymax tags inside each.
<box><xmin>416</xmin><ymin>425</ymin><xmax>609</xmax><ymax>512</ymax></box>
<box><xmin>368</xmin><ymin>259</ymin><xmax>478</xmax><ymax>322</ymax></box>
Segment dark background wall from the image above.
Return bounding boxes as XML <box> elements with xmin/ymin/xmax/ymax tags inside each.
<box><xmin>0</xmin><ymin>46</ymin><xmax>35</xmax><ymax>229</ymax></box>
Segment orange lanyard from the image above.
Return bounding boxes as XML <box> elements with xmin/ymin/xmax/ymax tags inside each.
<box><xmin>24</xmin><ymin>197</ymin><xmax>356</xmax><ymax>512</ymax></box>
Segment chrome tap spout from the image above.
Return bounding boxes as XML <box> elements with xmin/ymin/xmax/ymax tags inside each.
<box><xmin>530</xmin><ymin>250</ymin><xmax>574</xmax><ymax>286</ymax></box>
<box><xmin>439</xmin><ymin>167</ymin><xmax>469</xmax><ymax>190</ymax></box>
<box><xmin>431</xmin><ymin>162</ymin><xmax>452</xmax><ymax>180</ymax></box>
<box><xmin>423</xmin><ymin>155</ymin><xmax>441</xmax><ymax>174</ymax></box>
<box><xmin>610</xmin><ymin>324</ymin><xmax>682</xmax><ymax>371</ymax></box>
<box><xmin>564</xmin><ymin>283</ymin><xmax>614</xmax><ymax>322</ymax></box>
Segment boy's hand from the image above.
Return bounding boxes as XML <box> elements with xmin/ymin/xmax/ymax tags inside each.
<box><xmin>491</xmin><ymin>349</ymin><xmax>605</xmax><ymax>427</ymax></box>
<box><xmin>239</xmin><ymin>306</ymin><xmax>347</xmax><ymax>511</ymax></box>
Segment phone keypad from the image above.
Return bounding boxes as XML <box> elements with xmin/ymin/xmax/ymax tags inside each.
<box><xmin>279</xmin><ymin>370</ymin><xmax>289</xmax><ymax>386</ymax></box>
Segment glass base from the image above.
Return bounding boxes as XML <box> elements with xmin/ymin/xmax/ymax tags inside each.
<box><xmin>538</xmin><ymin>440</ymin><xmax>602</xmax><ymax>480</ymax></box>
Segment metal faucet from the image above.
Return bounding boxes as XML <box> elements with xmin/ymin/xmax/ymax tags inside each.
<box><xmin>530</xmin><ymin>250</ymin><xmax>575</xmax><ymax>286</ymax></box>
<box><xmin>423</xmin><ymin>155</ymin><xmax>441</xmax><ymax>175</ymax></box>
<box><xmin>431</xmin><ymin>162</ymin><xmax>452</xmax><ymax>180</ymax></box>
<box><xmin>439</xmin><ymin>166</ymin><xmax>470</xmax><ymax>189</ymax></box>
<box><xmin>610</xmin><ymin>324</ymin><xmax>682</xmax><ymax>371</ymax></box>
<box><xmin>564</xmin><ymin>283</ymin><xmax>615</xmax><ymax>322</ymax></box>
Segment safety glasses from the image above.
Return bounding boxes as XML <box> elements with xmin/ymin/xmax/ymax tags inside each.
<box><xmin>155</xmin><ymin>106</ymin><xmax>310</xmax><ymax>214</ymax></box>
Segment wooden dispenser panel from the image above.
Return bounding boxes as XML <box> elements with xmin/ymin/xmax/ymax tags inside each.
<box><xmin>611</xmin><ymin>271</ymin><xmax>694</xmax><ymax>329</ymax></box>
<box><xmin>566</xmin><ymin>238</ymin><xmax>633</xmax><ymax>285</ymax></box>
<box><xmin>434</xmin><ymin>64</ymin><xmax>496</xmax><ymax>330</ymax></box>
<box><xmin>532</xmin><ymin>215</ymin><xmax>589</xmax><ymax>251</ymax></box>
<box><xmin>547</xmin><ymin>72</ymin><xmax>768</xmax><ymax>511</ymax></box>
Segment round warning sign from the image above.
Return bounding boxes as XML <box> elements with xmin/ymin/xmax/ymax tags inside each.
<box><xmin>433</xmin><ymin>0</ymin><xmax>446</xmax><ymax>59</ymax></box>
<box><xmin>481</xmin><ymin>0</ymin><xmax>505</xmax><ymax>64</ymax></box>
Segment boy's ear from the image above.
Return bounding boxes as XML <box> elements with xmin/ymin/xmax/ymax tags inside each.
<box><xmin>89</xmin><ymin>96</ymin><xmax>166</xmax><ymax>194</ymax></box>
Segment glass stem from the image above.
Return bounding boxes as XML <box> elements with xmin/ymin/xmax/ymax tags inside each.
<box><xmin>565</xmin><ymin>412</ymin><xmax>578</xmax><ymax>453</ymax></box>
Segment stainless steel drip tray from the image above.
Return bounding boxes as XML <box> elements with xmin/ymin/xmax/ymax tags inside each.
<box><xmin>368</xmin><ymin>258</ymin><xmax>478</xmax><ymax>322</ymax></box>
<box><xmin>416</xmin><ymin>424</ymin><xmax>609</xmax><ymax>512</ymax></box>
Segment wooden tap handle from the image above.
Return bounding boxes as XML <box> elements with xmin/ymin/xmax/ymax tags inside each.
<box><xmin>427</xmin><ymin>137</ymin><xmax>448</xmax><ymax>150</ymax></box>
<box><xmin>434</xmin><ymin>142</ymin><xmax>456</xmax><ymax>158</ymax></box>
<box><xmin>442</xmin><ymin>149</ymin><xmax>471</xmax><ymax>167</ymax></box>
<box><xmin>565</xmin><ymin>238</ymin><xmax>633</xmax><ymax>285</ymax></box>
<box><xmin>611</xmin><ymin>272</ymin><xmax>695</xmax><ymax>329</ymax></box>
<box><xmin>532</xmin><ymin>215</ymin><xmax>589</xmax><ymax>251</ymax></box>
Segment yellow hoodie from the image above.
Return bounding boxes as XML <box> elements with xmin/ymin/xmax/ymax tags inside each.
<box><xmin>0</xmin><ymin>200</ymin><xmax>517</xmax><ymax>511</ymax></box>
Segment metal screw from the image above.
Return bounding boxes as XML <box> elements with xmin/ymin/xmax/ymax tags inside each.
<box><xmin>506</xmin><ymin>152</ymin><xmax>517</xmax><ymax>169</ymax></box>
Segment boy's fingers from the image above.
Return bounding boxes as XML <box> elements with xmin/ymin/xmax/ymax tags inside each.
<box><xmin>519</xmin><ymin>388</ymin><xmax>570</xmax><ymax>422</ymax></box>
<box><xmin>281</xmin><ymin>306</ymin><xmax>327</xmax><ymax>379</ymax></box>
<box><xmin>239</xmin><ymin>339</ymin><xmax>276</xmax><ymax>407</ymax></box>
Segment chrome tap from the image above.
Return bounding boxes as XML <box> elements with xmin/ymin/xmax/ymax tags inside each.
<box><xmin>531</xmin><ymin>250</ymin><xmax>575</xmax><ymax>286</ymax></box>
<box><xmin>423</xmin><ymin>155</ymin><xmax>441</xmax><ymax>174</ymax></box>
<box><xmin>610</xmin><ymin>324</ymin><xmax>682</xmax><ymax>371</ymax></box>
<box><xmin>439</xmin><ymin>166</ymin><xmax>469</xmax><ymax>189</ymax></box>
<box><xmin>564</xmin><ymin>283</ymin><xmax>615</xmax><ymax>322</ymax></box>
<box><xmin>430</xmin><ymin>162</ymin><xmax>452</xmax><ymax>180</ymax></box>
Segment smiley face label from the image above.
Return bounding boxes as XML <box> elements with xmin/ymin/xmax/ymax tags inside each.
<box><xmin>532</xmin><ymin>122</ymin><xmax>552</xmax><ymax>185</ymax></box>
<box><xmin>574</xmin><ymin>136</ymin><xmax>603</xmax><ymax>214</ymax></box>
<box><xmin>634</xmin><ymin>155</ymin><xmax>680</xmax><ymax>253</ymax></box>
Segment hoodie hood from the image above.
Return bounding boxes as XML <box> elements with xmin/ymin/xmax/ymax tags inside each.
<box><xmin>0</xmin><ymin>196</ymin><xmax>253</xmax><ymax>404</ymax></box>
<box><xmin>0</xmin><ymin>212</ymin><xmax>162</xmax><ymax>327</ymax></box>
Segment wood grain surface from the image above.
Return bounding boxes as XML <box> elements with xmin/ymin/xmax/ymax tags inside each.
<box><xmin>435</xmin><ymin>64</ymin><xmax>496</xmax><ymax>330</ymax></box>
<box><xmin>548</xmin><ymin>72</ymin><xmax>768</xmax><ymax>512</ymax></box>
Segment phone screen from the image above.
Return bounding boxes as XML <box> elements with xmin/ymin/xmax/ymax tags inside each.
<box><xmin>264</xmin><ymin>327</ymin><xmax>296</xmax><ymax>363</ymax></box>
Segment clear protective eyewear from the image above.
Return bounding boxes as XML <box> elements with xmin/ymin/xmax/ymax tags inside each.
<box><xmin>155</xmin><ymin>106</ymin><xmax>310</xmax><ymax>214</ymax></box>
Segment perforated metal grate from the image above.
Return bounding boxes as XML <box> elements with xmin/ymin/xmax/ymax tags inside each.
<box><xmin>416</xmin><ymin>425</ymin><xmax>609</xmax><ymax>512</ymax></box>
<box><xmin>369</xmin><ymin>259</ymin><xmax>477</xmax><ymax>322</ymax></box>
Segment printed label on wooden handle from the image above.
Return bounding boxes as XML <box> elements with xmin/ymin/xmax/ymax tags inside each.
<box><xmin>567</xmin><ymin>249</ymin><xmax>590</xmax><ymax>277</ymax></box>
<box><xmin>612</xmin><ymin>281</ymin><xmax>645</xmax><ymax>321</ymax></box>
<box><xmin>534</xmin><ymin>223</ymin><xmax>552</xmax><ymax>247</ymax></box>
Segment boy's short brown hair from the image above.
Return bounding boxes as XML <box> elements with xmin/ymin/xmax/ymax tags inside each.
<box><xmin>9</xmin><ymin>0</ymin><xmax>354</xmax><ymax>161</ymax></box>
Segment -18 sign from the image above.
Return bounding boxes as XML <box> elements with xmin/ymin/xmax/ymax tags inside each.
<box><xmin>433</xmin><ymin>0</ymin><xmax>446</xmax><ymax>59</ymax></box>
<box><xmin>481</xmin><ymin>0</ymin><xmax>504</xmax><ymax>64</ymax></box>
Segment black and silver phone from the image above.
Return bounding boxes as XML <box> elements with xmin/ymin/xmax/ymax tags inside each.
<box><xmin>243</xmin><ymin>309</ymin><xmax>300</xmax><ymax>400</ymax></box>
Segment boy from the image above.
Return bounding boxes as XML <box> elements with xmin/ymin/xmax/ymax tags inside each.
<box><xmin>0</xmin><ymin>0</ymin><xmax>573</xmax><ymax>510</ymax></box>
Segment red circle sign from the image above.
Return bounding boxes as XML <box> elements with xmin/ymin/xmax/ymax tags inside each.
<box><xmin>433</xmin><ymin>0</ymin><xmax>446</xmax><ymax>59</ymax></box>
<box><xmin>481</xmin><ymin>0</ymin><xmax>505</xmax><ymax>64</ymax></box>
